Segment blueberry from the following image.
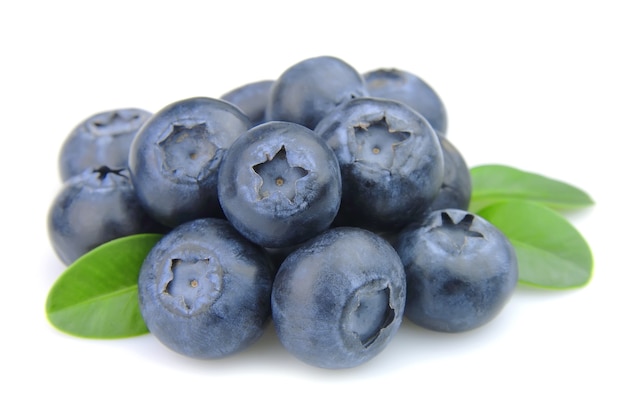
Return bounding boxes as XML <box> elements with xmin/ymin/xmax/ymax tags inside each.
<box><xmin>265</xmin><ymin>56</ymin><xmax>368</xmax><ymax>129</ymax></box>
<box><xmin>272</xmin><ymin>227</ymin><xmax>406</xmax><ymax>369</ymax></box>
<box><xmin>48</xmin><ymin>166</ymin><xmax>166</xmax><ymax>265</ymax></box>
<box><xmin>220</xmin><ymin>80</ymin><xmax>274</xmax><ymax>127</ymax></box>
<box><xmin>428</xmin><ymin>135</ymin><xmax>472</xmax><ymax>212</ymax></box>
<box><xmin>137</xmin><ymin>218</ymin><xmax>273</xmax><ymax>359</ymax></box>
<box><xmin>394</xmin><ymin>209</ymin><xmax>518</xmax><ymax>333</ymax></box>
<box><xmin>218</xmin><ymin>121</ymin><xmax>342</xmax><ymax>248</ymax></box>
<box><xmin>128</xmin><ymin>97</ymin><xmax>251</xmax><ymax>228</ymax></box>
<box><xmin>59</xmin><ymin>108</ymin><xmax>152</xmax><ymax>181</ymax></box>
<box><xmin>314</xmin><ymin>97</ymin><xmax>444</xmax><ymax>232</ymax></box>
<box><xmin>363</xmin><ymin>68</ymin><xmax>448</xmax><ymax>134</ymax></box>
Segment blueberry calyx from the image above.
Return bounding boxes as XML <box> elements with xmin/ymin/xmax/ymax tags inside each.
<box><xmin>435</xmin><ymin>212</ymin><xmax>484</xmax><ymax>251</ymax></box>
<box><xmin>157</xmin><ymin>122</ymin><xmax>218</xmax><ymax>182</ymax></box>
<box><xmin>354</xmin><ymin>116</ymin><xmax>410</xmax><ymax>169</ymax></box>
<box><xmin>87</xmin><ymin>111</ymin><xmax>144</xmax><ymax>137</ymax></box>
<box><xmin>158</xmin><ymin>254</ymin><xmax>224</xmax><ymax>316</ymax></box>
<box><xmin>252</xmin><ymin>145</ymin><xmax>309</xmax><ymax>203</ymax></box>
<box><xmin>93</xmin><ymin>166</ymin><xmax>127</xmax><ymax>180</ymax></box>
<box><xmin>343</xmin><ymin>280</ymin><xmax>395</xmax><ymax>348</ymax></box>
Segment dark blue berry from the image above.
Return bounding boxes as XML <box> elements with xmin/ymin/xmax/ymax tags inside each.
<box><xmin>272</xmin><ymin>227</ymin><xmax>406</xmax><ymax>369</ymax></box>
<box><xmin>218</xmin><ymin>121</ymin><xmax>342</xmax><ymax>248</ymax></box>
<box><xmin>137</xmin><ymin>218</ymin><xmax>273</xmax><ymax>359</ymax></box>
<box><xmin>266</xmin><ymin>56</ymin><xmax>368</xmax><ymax>129</ymax></box>
<box><xmin>394</xmin><ymin>209</ymin><xmax>518</xmax><ymax>332</ymax></box>
<box><xmin>48</xmin><ymin>166</ymin><xmax>165</xmax><ymax>265</ymax></box>
<box><xmin>128</xmin><ymin>97</ymin><xmax>251</xmax><ymax>228</ymax></box>
<box><xmin>314</xmin><ymin>97</ymin><xmax>444</xmax><ymax>232</ymax></box>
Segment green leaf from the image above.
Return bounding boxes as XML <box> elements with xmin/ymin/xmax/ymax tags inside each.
<box><xmin>45</xmin><ymin>233</ymin><xmax>163</xmax><ymax>339</ymax></box>
<box><xmin>477</xmin><ymin>200</ymin><xmax>593</xmax><ymax>289</ymax></box>
<box><xmin>469</xmin><ymin>164</ymin><xmax>594</xmax><ymax>213</ymax></box>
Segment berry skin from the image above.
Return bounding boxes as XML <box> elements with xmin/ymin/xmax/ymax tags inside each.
<box><xmin>272</xmin><ymin>227</ymin><xmax>406</xmax><ymax>369</ymax></box>
<box><xmin>314</xmin><ymin>97</ymin><xmax>444</xmax><ymax>232</ymax></box>
<box><xmin>266</xmin><ymin>56</ymin><xmax>368</xmax><ymax>129</ymax></box>
<box><xmin>59</xmin><ymin>108</ymin><xmax>152</xmax><ymax>181</ymax></box>
<box><xmin>363</xmin><ymin>68</ymin><xmax>448</xmax><ymax>135</ymax></box>
<box><xmin>394</xmin><ymin>209</ymin><xmax>518</xmax><ymax>333</ymax></box>
<box><xmin>220</xmin><ymin>80</ymin><xmax>274</xmax><ymax>127</ymax></box>
<box><xmin>137</xmin><ymin>218</ymin><xmax>274</xmax><ymax>359</ymax></box>
<box><xmin>428</xmin><ymin>135</ymin><xmax>472</xmax><ymax>212</ymax></box>
<box><xmin>218</xmin><ymin>121</ymin><xmax>342</xmax><ymax>248</ymax></box>
<box><xmin>48</xmin><ymin>166</ymin><xmax>165</xmax><ymax>265</ymax></box>
<box><xmin>128</xmin><ymin>97</ymin><xmax>251</xmax><ymax>228</ymax></box>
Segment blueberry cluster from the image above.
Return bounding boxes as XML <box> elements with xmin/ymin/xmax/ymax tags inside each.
<box><xmin>48</xmin><ymin>56</ymin><xmax>518</xmax><ymax>369</ymax></box>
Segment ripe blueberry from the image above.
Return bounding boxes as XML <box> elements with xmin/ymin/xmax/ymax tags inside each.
<box><xmin>394</xmin><ymin>209</ymin><xmax>518</xmax><ymax>332</ymax></box>
<box><xmin>314</xmin><ymin>97</ymin><xmax>444</xmax><ymax>232</ymax></box>
<box><xmin>137</xmin><ymin>218</ymin><xmax>274</xmax><ymax>359</ymax></box>
<box><xmin>48</xmin><ymin>166</ymin><xmax>165</xmax><ymax>265</ymax></box>
<box><xmin>265</xmin><ymin>56</ymin><xmax>368</xmax><ymax>129</ymax></box>
<box><xmin>218</xmin><ymin>121</ymin><xmax>342</xmax><ymax>248</ymax></box>
<box><xmin>272</xmin><ymin>227</ymin><xmax>406</xmax><ymax>369</ymax></box>
<box><xmin>128</xmin><ymin>97</ymin><xmax>251</xmax><ymax>228</ymax></box>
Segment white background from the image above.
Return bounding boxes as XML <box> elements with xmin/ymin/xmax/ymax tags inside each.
<box><xmin>2</xmin><ymin>1</ymin><xmax>624</xmax><ymax>394</ymax></box>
